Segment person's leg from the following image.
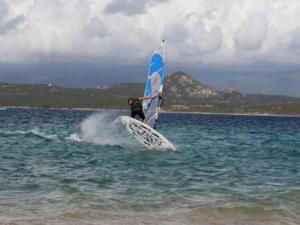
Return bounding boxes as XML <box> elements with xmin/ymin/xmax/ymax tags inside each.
<box><xmin>140</xmin><ymin>111</ymin><xmax>147</xmax><ymax>123</ymax></box>
<box><xmin>131</xmin><ymin>111</ymin><xmax>136</xmax><ymax>118</ymax></box>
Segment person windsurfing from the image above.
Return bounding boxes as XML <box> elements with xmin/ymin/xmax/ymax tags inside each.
<box><xmin>127</xmin><ymin>93</ymin><xmax>160</xmax><ymax>123</ymax></box>
<box><xmin>127</xmin><ymin>97</ymin><xmax>148</xmax><ymax>123</ymax></box>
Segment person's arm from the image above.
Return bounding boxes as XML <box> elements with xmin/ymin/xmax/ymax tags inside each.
<box><xmin>138</xmin><ymin>96</ymin><xmax>153</xmax><ymax>101</ymax></box>
<box><xmin>138</xmin><ymin>92</ymin><xmax>161</xmax><ymax>101</ymax></box>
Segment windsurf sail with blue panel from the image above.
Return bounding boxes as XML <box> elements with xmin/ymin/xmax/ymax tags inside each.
<box><xmin>143</xmin><ymin>41</ymin><xmax>165</xmax><ymax>130</ymax></box>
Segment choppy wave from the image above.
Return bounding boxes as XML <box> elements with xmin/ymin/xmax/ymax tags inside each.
<box><xmin>0</xmin><ymin>109</ymin><xmax>300</xmax><ymax>225</ymax></box>
<box><xmin>29</xmin><ymin>128</ymin><xmax>58</xmax><ymax>140</ymax></box>
<box><xmin>0</xmin><ymin>128</ymin><xmax>57</xmax><ymax>140</ymax></box>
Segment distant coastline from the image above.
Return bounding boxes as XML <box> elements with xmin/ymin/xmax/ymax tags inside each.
<box><xmin>1</xmin><ymin>72</ymin><xmax>300</xmax><ymax>116</ymax></box>
<box><xmin>163</xmin><ymin>110</ymin><xmax>300</xmax><ymax>118</ymax></box>
<box><xmin>1</xmin><ymin>105</ymin><xmax>300</xmax><ymax>118</ymax></box>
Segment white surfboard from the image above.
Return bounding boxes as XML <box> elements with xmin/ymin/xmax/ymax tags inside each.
<box><xmin>121</xmin><ymin>116</ymin><xmax>176</xmax><ymax>151</ymax></box>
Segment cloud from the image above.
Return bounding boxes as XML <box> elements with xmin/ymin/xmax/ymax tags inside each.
<box><xmin>0</xmin><ymin>0</ymin><xmax>8</xmax><ymax>22</ymax></box>
<box><xmin>0</xmin><ymin>0</ymin><xmax>299</xmax><ymax>68</ymax></box>
<box><xmin>234</xmin><ymin>14</ymin><xmax>268</xmax><ymax>50</ymax></box>
<box><xmin>188</xmin><ymin>20</ymin><xmax>223</xmax><ymax>55</ymax></box>
<box><xmin>104</xmin><ymin>0</ymin><xmax>168</xmax><ymax>16</ymax></box>
<box><xmin>164</xmin><ymin>19</ymin><xmax>223</xmax><ymax>63</ymax></box>
<box><xmin>84</xmin><ymin>17</ymin><xmax>108</xmax><ymax>38</ymax></box>
<box><xmin>291</xmin><ymin>27</ymin><xmax>300</xmax><ymax>49</ymax></box>
<box><xmin>104</xmin><ymin>0</ymin><xmax>148</xmax><ymax>15</ymax></box>
<box><xmin>0</xmin><ymin>14</ymin><xmax>25</xmax><ymax>34</ymax></box>
<box><xmin>163</xmin><ymin>23</ymin><xmax>189</xmax><ymax>44</ymax></box>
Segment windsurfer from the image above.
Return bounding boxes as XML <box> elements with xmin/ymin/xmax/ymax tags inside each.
<box><xmin>128</xmin><ymin>97</ymin><xmax>148</xmax><ymax>123</ymax></box>
<box><xmin>128</xmin><ymin>93</ymin><xmax>160</xmax><ymax>123</ymax></box>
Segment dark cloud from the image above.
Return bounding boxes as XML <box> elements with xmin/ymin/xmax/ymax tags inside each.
<box><xmin>182</xmin><ymin>63</ymin><xmax>300</xmax><ymax>97</ymax></box>
<box><xmin>0</xmin><ymin>62</ymin><xmax>146</xmax><ymax>87</ymax></box>
<box><xmin>291</xmin><ymin>27</ymin><xmax>300</xmax><ymax>49</ymax></box>
<box><xmin>0</xmin><ymin>14</ymin><xmax>25</xmax><ymax>34</ymax></box>
<box><xmin>0</xmin><ymin>0</ymin><xmax>8</xmax><ymax>22</ymax></box>
<box><xmin>84</xmin><ymin>17</ymin><xmax>108</xmax><ymax>37</ymax></box>
<box><xmin>1</xmin><ymin>61</ymin><xmax>300</xmax><ymax>97</ymax></box>
<box><xmin>104</xmin><ymin>0</ymin><xmax>168</xmax><ymax>15</ymax></box>
<box><xmin>163</xmin><ymin>23</ymin><xmax>189</xmax><ymax>43</ymax></box>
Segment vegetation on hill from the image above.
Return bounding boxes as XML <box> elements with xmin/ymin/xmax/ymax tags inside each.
<box><xmin>1</xmin><ymin>71</ymin><xmax>300</xmax><ymax>115</ymax></box>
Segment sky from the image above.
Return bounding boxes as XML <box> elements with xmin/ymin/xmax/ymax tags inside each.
<box><xmin>0</xmin><ymin>0</ymin><xmax>300</xmax><ymax>96</ymax></box>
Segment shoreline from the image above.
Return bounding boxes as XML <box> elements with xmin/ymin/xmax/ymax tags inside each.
<box><xmin>162</xmin><ymin>110</ymin><xmax>300</xmax><ymax>118</ymax></box>
<box><xmin>1</xmin><ymin>105</ymin><xmax>300</xmax><ymax>118</ymax></box>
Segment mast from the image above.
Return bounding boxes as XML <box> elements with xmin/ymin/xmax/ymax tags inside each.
<box><xmin>162</xmin><ymin>40</ymin><xmax>165</xmax><ymax>63</ymax></box>
<box><xmin>154</xmin><ymin>40</ymin><xmax>166</xmax><ymax>129</ymax></box>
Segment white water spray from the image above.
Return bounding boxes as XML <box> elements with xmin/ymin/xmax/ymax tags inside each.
<box><xmin>67</xmin><ymin>112</ymin><xmax>138</xmax><ymax>147</ymax></box>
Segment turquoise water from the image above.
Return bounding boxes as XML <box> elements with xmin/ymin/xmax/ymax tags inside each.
<box><xmin>0</xmin><ymin>108</ymin><xmax>300</xmax><ymax>225</ymax></box>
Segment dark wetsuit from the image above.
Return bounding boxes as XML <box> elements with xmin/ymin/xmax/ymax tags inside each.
<box><xmin>130</xmin><ymin>99</ymin><xmax>146</xmax><ymax>121</ymax></box>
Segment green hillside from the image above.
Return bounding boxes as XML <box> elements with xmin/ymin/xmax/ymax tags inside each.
<box><xmin>1</xmin><ymin>71</ymin><xmax>300</xmax><ymax>115</ymax></box>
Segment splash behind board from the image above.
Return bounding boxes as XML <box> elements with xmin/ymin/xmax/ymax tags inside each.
<box><xmin>121</xmin><ymin>116</ymin><xmax>176</xmax><ymax>151</ymax></box>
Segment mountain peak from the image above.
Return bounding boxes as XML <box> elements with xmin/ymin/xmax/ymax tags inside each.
<box><xmin>166</xmin><ymin>71</ymin><xmax>219</xmax><ymax>98</ymax></box>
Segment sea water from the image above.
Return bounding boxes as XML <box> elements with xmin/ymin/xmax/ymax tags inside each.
<box><xmin>0</xmin><ymin>108</ymin><xmax>299</xmax><ymax>225</ymax></box>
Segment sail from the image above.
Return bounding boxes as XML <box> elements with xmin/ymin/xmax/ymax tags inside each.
<box><xmin>143</xmin><ymin>42</ymin><xmax>165</xmax><ymax>129</ymax></box>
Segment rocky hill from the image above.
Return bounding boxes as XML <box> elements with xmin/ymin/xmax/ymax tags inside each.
<box><xmin>1</xmin><ymin>71</ymin><xmax>300</xmax><ymax>115</ymax></box>
<box><xmin>165</xmin><ymin>71</ymin><xmax>219</xmax><ymax>98</ymax></box>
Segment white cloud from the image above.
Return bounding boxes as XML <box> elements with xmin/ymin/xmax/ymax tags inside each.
<box><xmin>0</xmin><ymin>0</ymin><xmax>299</xmax><ymax>67</ymax></box>
<box><xmin>185</xmin><ymin>20</ymin><xmax>223</xmax><ymax>55</ymax></box>
<box><xmin>234</xmin><ymin>14</ymin><xmax>268</xmax><ymax>50</ymax></box>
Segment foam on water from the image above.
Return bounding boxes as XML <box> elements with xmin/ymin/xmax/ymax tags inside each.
<box><xmin>65</xmin><ymin>133</ymin><xmax>82</xmax><ymax>142</ymax></box>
